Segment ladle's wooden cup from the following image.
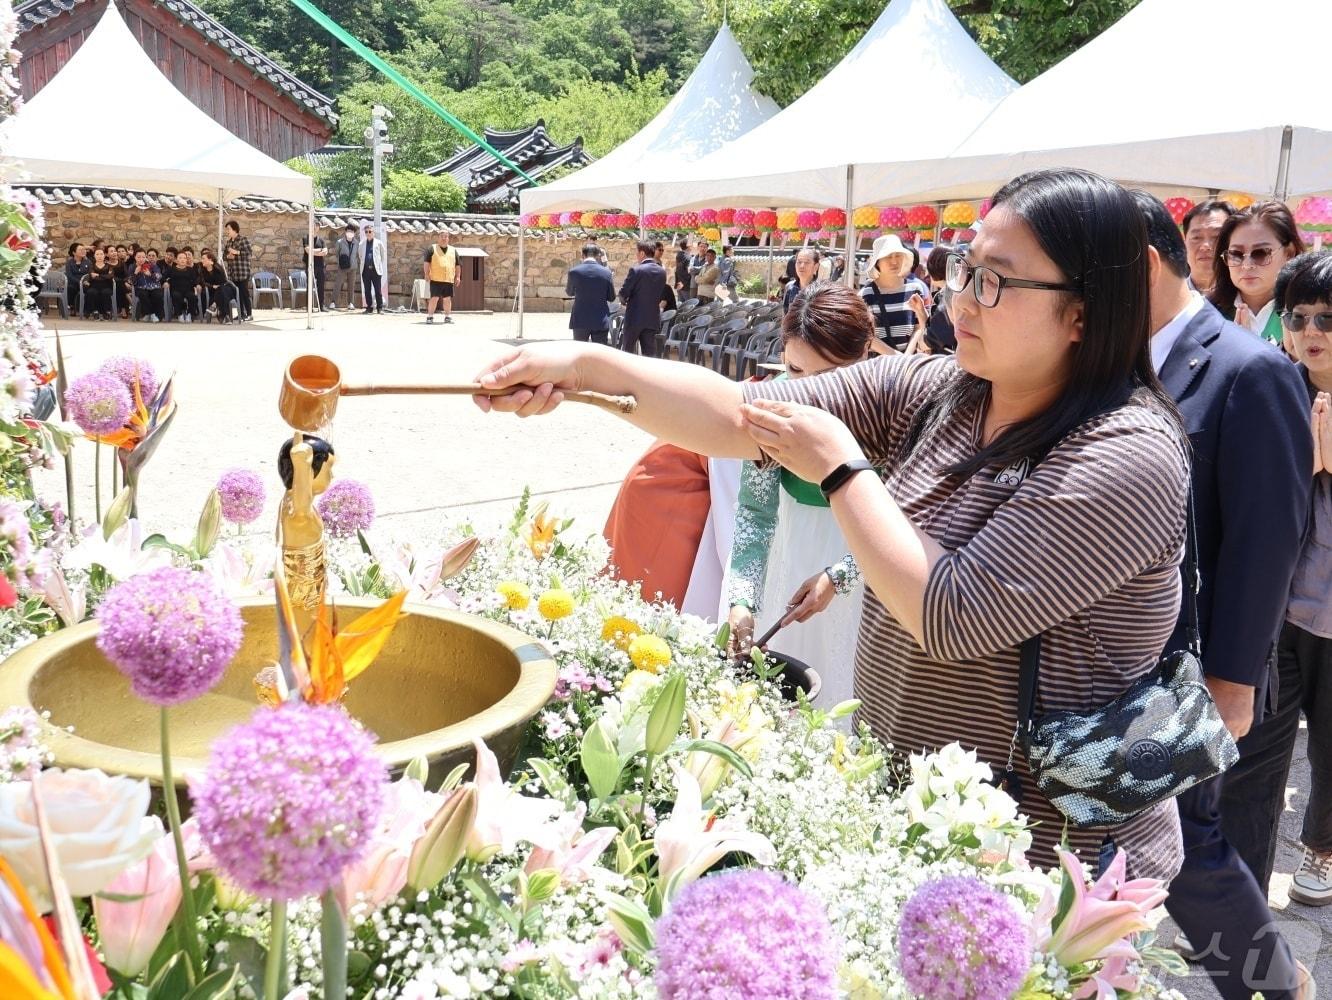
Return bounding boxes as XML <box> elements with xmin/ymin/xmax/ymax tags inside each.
<box><xmin>279</xmin><ymin>354</ymin><xmax>638</xmax><ymax>433</ymax></box>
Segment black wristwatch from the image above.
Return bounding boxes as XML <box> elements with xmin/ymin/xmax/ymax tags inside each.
<box><xmin>819</xmin><ymin>459</ymin><xmax>876</xmax><ymax>500</ymax></box>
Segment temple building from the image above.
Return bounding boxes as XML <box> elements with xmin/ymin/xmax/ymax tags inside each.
<box><xmin>424</xmin><ymin>120</ymin><xmax>591</xmax><ymax>213</ymax></box>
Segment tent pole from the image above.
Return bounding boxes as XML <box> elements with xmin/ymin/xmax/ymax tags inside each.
<box><xmin>216</xmin><ymin>191</ymin><xmax>223</xmax><ymax>261</ymax></box>
<box><xmin>638</xmin><ymin>183</ymin><xmax>646</xmax><ymax>241</ymax></box>
<box><xmin>843</xmin><ymin>165</ymin><xmax>855</xmax><ymax>287</ymax></box>
<box><xmin>1274</xmin><ymin>125</ymin><xmax>1293</xmax><ymax>200</ymax></box>
<box><xmin>307</xmin><ymin>202</ymin><xmax>315</xmax><ymax>330</ymax></box>
<box><xmin>517</xmin><ymin>220</ymin><xmax>526</xmax><ymax>340</ymax></box>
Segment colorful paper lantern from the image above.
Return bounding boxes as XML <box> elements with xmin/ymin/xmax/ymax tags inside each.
<box><xmin>880</xmin><ymin>206</ymin><xmax>908</xmax><ymax>229</ymax></box>
<box><xmin>754</xmin><ymin>210</ymin><xmax>776</xmax><ymax>232</ymax></box>
<box><xmin>941</xmin><ymin>202</ymin><xmax>977</xmax><ymax>228</ymax></box>
<box><xmin>519</xmin><ymin>213</ymin><xmax>537</xmax><ymax>228</ymax></box>
<box><xmin>821</xmin><ymin>208</ymin><xmax>848</xmax><ymax>230</ymax></box>
<box><xmin>699</xmin><ymin>208</ymin><xmax>718</xmax><ymax>225</ymax></box>
<box><xmin>955</xmin><ymin>228</ymin><xmax>977</xmax><ymax>243</ymax></box>
<box><xmin>776</xmin><ymin>209</ymin><xmax>799</xmax><ymax>231</ymax></box>
<box><xmin>906</xmin><ymin>205</ymin><xmax>938</xmax><ymax>231</ymax></box>
<box><xmin>558</xmin><ymin>211</ymin><xmax>577</xmax><ymax>227</ymax></box>
<box><xmin>792</xmin><ymin>230</ymin><xmax>807</xmax><ymax>243</ymax></box>
<box><xmin>940</xmin><ymin>228</ymin><xmax>956</xmax><ymax>242</ymax></box>
<box><xmin>1218</xmin><ymin>192</ymin><xmax>1255</xmax><ymax>210</ymax></box>
<box><xmin>979</xmin><ymin>199</ymin><xmax>993</xmax><ymax>220</ymax></box>
<box><xmin>620</xmin><ymin>212</ymin><xmax>639</xmax><ymax>229</ymax></box>
<box><xmin>1295</xmin><ymin>197</ymin><xmax>1332</xmax><ymax>232</ymax></box>
<box><xmin>796</xmin><ymin>209</ymin><xmax>822</xmax><ymax>231</ymax></box>
<box><xmin>852</xmin><ymin>206</ymin><xmax>880</xmax><ymax>228</ymax></box>
<box><xmin>717</xmin><ymin>208</ymin><xmax>736</xmax><ymax>226</ymax></box>
<box><xmin>679</xmin><ymin>211</ymin><xmax>699</xmax><ymax>229</ymax></box>
<box><xmin>897</xmin><ymin>229</ymin><xmax>913</xmax><ymax>242</ymax></box>
<box><xmin>1163</xmin><ymin>197</ymin><xmax>1195</xmax><ymax>226</ymax></box>
<box><xmin>740</xmin><ymin>228</ymin><xmax>758</xmax><ymax>238</ymax></box>
<box><xmin>735</xmin><ymin>208</ymin><xmax>755</xmax><ymax>226</ymax></box>
<box><xmin>702</xmin><ymin>227</ymin><xmax>722</xmax><ymax>242</ymax></box>
<box><xmin>665</xmin><ymin>212</ymin><xmax>682</xmax><ymax>228</ymax></box>
<box><xmin>643</xmin><ymin>212</ymin><xmax>665</xmax><ymax>229</ymax></box>
<box><xmin>538</xmin><ymin>214</ymin><xmax>558</xmax><ymax>229</ymax></box>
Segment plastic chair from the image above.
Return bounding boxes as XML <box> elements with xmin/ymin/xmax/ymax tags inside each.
<box><xmin>663</xmin><ymin>314</ymin><xmax>700</xmax><ymax>361</ymax></box>
<box><xmin>251</xmin><ymin>271</ymin><xmax>283</xmax><ymax>310</ymax></box>
<box><xmin>722</xmin><ymin>321</ymin><xmax>776</xmax><ymax>380</ymax></box>
<box><xmin>288</xmin><ymin>269</ymin><xmax>318</xmax><ymax>310</ymax></box>
<box><xmin>78</xmin><ymin>279</ymin><xmax>120</xmax><ymax>320</ymax></box>
<box><xmin>737</xmin><ymin>330</ymin><xmax>782</xmax><ymax>381</ymax></box>
<box><xmin>201</xmin><ymin>281</ymin><xmax>241</xmax><ymax>323</ymax></box>
<box><xmin>39</xmin><ymin>272</ymin><xmax>68</xmax><ymax>317</ymax></box>
<box><xmin>653</xmin><ymin>309</ymin><xmax>677</xmax><ymax>356</ymax></box>
<box><xmin>683</xmin><ymin>318</ymin><xmax>720</xmax><ymax>364</ymax></box>
<box><xmin>696</xmin><ymin>316</ymin><xmax>749</xmax><ymax>372</ymax></box>
<box><xmin>410</xmin><ymin>278</ymin><xmax>429</xmax><ymax>312</ymax></box>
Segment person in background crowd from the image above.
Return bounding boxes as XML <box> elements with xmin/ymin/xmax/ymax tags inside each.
<box><xmin>565</xmin><ymin>242</ymin><xmax>615</xmax><ymax>346</ymax></box>
<box><xmin>423</xmin><ymin>231</ymin><xmax>458</xmax><ymax>325</ymax></box>
<box><xmin>83</xmin><ymin>246</ymin><xmax>115</xmax><ymax>320</ymax></box>
<box><xmin>655</xmin><ymin>244</ymin><xmax>677</xmax><ymax>312</ymax></box>
<box><xmin>859</xmin><ymin>234</ymin><xmax>927</xmax><ymax>354</ymax></box>
<box><xmin>357</xmin><ymin>222</ymin><xmax>387</xmax><ymax>315</ymax></box>
<box><xmin>1268</xmin><ymin>251</ymin><xmax>1332</xmax><ymax>917</ymax></box>
<box><xmin>718</xmin><ymin>244</ymin><xmax>739</xmax><ymax>301</ymax></box>
<box><xmin>106</xmin><ymin>246</ymin><xmax>130</xmax><ymax>318</ymax></box>
<box><xmin>785</xmin><ymin>248</ymin><xmax>799</xmax><ymax>281</ymax></box>
<box><xmin>165</xmin><ymin>247</ymin><xmax>200</xmax><ymax>322</ymax></box>
<box><xmin>1133</xmin><ymin>190</ymin><xmax>1312</xmax><ymax>1000</ymax></box>
<box><xmin>162</xmin><ymin>247</ymin><xmax>178</xmax><ymax>274</ymax></box>
<box><xmin>1208</xmin><ymin>201</ymin><xmax>1305</xmax><ymax>348</ymax></box>
<box><xmin>132</xmin><ymin>248</ymin><xmax>163</xmax><ymax>323</ymax></box>
<box><xmin>224</xmin><ymin>221</ymin><xmax>253</xmax><ymax>321</ymax></box>
<box><xmin>695</xmin><ymin>248</ymin><xmax>721</xmax><ymax>304</ymax></box>
<box><xmin>331</xmin><ymin>224</ymin><xmax>357</xmax><ymax>310</ymax></box>
<box><xmin>724</xmin><ymin>281</ymin><xmax>873</xmax><ymax>708</ymax></box>
<box><xmin>688</xmin><ymin>240</ymin><xmax>709</xmax><ymax>300</ymax></box>
<box><xmin>909</xmin><ymin>246</ymin><xmax>957</xmax><ymax>354</ymax></box>
<box><xmin>674</xmin><ymin>236</ymin><xmax>692</xmax><ymax>293</ymax></box>
<box><xmin>829</xmin><ymin>254</ymin><xmax>846</xmax><ymax>283</ymax></box>
<box><xmin>198</xmin><ymin>248</ymin><xmax>234</xmax><ymax>322</ymax></box>
<box><xmin>302</xmin><ymin>232</ymin><xmax>328</xmax><ymax>311</ymax></box>
<box><xmin>618</xmin><ymin>239</ymin><xmax>668</xmax><ymax>357</ymax></box>
<box><xmin>1182</xmin><ymin>199</ymin><xmax>1235</xmax><ymax>294</ymax></box>
<box><xmin>64</xmin><ymin>242</ymin><xmax>89</xmax><ymax>315</ymax></box>
<box><xmin>782</xmin><ymin>247</ymin><xmax>819</xmax><ymax>314</ymax></box>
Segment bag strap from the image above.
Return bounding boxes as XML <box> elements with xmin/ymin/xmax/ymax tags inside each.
<box><xmin>1016</xmin><ymin>485</ymin><xmax>1198</xmax><ymax>750</ymax></box>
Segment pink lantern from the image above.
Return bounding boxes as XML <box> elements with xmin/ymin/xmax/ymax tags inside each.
<box><xmin>796</xmin><ymin>209</ymin><xmax>822</xmax><ymax>231</ymax></box>
<box><xmin>622</xmin><ymin>212</ymin><xmax>639</xmax><ymax>229</ymax></box>
<box><xmin>897</xmin><ymin>229</ymin><xmax>913</xmax><ymax>242</ymax></box>
<box><xmin>979</xmin><ymin>198</ymin><xmax>993</xmax><ymax>220</ymax></box>
<box><xmin>906</xmin><ymin>205</ymin><xmax>938</xmax><ymax>231</ymax></box>
<box><xmin>1296</xmin><ymin>196</ymin><xmax>1332</xmax><ymax>232</ymax></box>
<box><xmin>1163</xmin><ymin>197</ymin><xmax>1195</xmax><ymax>226</ymax></box>
<box><xmin>665</xmin><ymin>212</ymin><xmax>683</xmax><ymax>228</ymax></box>
<box><xmin>940</xmin><ymin>228</ymin><xmax>956</xmax><ymax>242</ymax></box>
<box><xmin>956</xmin><ymin>228</ymin><xmax>977</xmax><ymax>242</ymax></box>
<box><xmin>754</xmin><ymin>210</ymin><xmax>777</xmax><ymax>232</ymax></box>
<box><xmin>740</xmin><ymin>228</ymin><xmax>758</xmax><ymax>238</ymax></box>
<box><xmin>880</xmin><ymin>206</ymin><xmax>908</xmax><ymax>229</ymax></box>
<box><xmin>717</xmin><ymin>208</ymin><xmax>736</xmax><ymax>226</ymax></box>
<box><xmin>643</xmin><ymin>212</ymin><xmax>665</xmax><ymax>229</ymax></box>
<box><xmin>679</xmin><ymin>211</ymin><xmax>699</xmax><ymax>229</ymax></box>
<box><xmin>735</xmin><ymin>208</ymin><xmax>755</xmax><ymax>226</ymax></box>
<box><xmin>519</xmin><ymin>213</ymin><xmax>537</xmax><ymax>228</ymax></box>
<box><xmin>699</xmin><ymin>208</ymin><xmax>718</xmax><ymax>225</ymax></box>
<box><xmin>558</xmin><ymin>211</ymin><xmax>578</xmax><ymax>227</ymax></box>
<box><xmin>821</xmin><ymin>208</ymin><xmax>847</xmax><ymax>230</ymax></box>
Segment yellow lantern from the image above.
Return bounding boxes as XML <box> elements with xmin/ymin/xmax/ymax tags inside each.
<box><xmin>852</xmin><ymin>206</ymin><xmax>880</xmax><ymax>228</ymax></box>
<box><xmin>1218</xmin><ymin>192</ymin><xmax>1256</xmax><ymax>210</ymax></box>
<box><xmin>776</xmin><ymin>209</ymin><xmax>799</xmax><ymax>231</ymax></box>
<box><xmin>942</xmin><ymin>201</ymin><xmax>977</xmax><ymax>227</ymax></box>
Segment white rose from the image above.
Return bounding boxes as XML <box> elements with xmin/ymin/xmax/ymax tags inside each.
<box><xmin>0</xmin><ymin>768</ymin><xmax>162</xmax><ymax>911</ymax></box>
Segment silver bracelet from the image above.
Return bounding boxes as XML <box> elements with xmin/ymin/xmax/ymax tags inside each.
<box><xmin>823</xmin><ymin>555</ymin><xmax>861</xmax><ymax>596</ymax></box>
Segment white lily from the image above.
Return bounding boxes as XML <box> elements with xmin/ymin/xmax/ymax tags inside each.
<box><xmin>654</xmin><ymin>768</ymin><xmax>774</xmax><ymax>901</ymax></box>
<box><xmin>200</xmin><ymin>542</ymin><xmax>274</xmax><ymax>599</ymax></box>
<box><xmin>39</xmin><ymin>567</ymin><xmax>86</xmax><ymax>627</ymax></box>
<box><xmin>64</xmin><ymin>519</ymin><xmax>171</xmax><ymax>581</ymax></box>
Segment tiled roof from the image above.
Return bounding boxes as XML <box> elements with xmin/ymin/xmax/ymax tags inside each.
<box><xmin>424</xmin><ymin>121</ymin><xmax>591</xmax><ymax>189</ymax></box>
<box><xmin>15</xmin><ymin>0</ymin><xmax>337</xmax><ymax>125</ymax></box>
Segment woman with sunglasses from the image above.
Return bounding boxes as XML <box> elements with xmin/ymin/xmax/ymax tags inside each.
<box><xmin>1264</xmin><ymin>251</ymin><xmax>1332</xmax><ymax>911</ymax></box>
<box><xmin>1208</xmin><ymin>201</ymin><xmax>1305</xmax><ymax>348</ymax></box>
<box><xmin>472</xmin><ymin>169</ymin><xmax>1189</xmax><ymax>882</ymax></box>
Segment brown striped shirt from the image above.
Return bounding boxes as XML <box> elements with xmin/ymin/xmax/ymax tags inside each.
<box><xmin>743</xmin><ymin>354</ymin><xmax>1189</xmax><ymax>880</ymax></box>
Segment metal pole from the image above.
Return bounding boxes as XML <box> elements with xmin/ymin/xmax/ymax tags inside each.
<box><xmin>216</xmin><ymin>190</ymin><xmax>224</xmax><ymax>260</ymax></box>
<box><xmin>1274</xmin><ymin>125</ymin><xmax>1294</xmax><ymax>201</ymax></box>
<box><xmin>843</xmin><ymin>165</ymin><xmax>855</xmax><ymax>287</ymax></box>
<box><xmin>517</xmin><ymin>219</ymin><xmax>526</xmax><ymax>339</ymax></box>
<box><xmin>306</xmin><ymin>202</ymin><xmax>315</xmax><ymax>330</ymax></box>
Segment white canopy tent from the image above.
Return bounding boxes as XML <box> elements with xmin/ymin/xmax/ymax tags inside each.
<box><xmin>863</xmin><ymin>0</ymin><xmax>1332</xmax><ymax>203</ymax></box>
<box><xmin>520</xmin><ymin>24</ymin><xmax>778</xmax><ymax>217</ymax></box>
<box><xmin>6</xmin><ymin>4</ymin><xmax>317</xmax><ymax>322</ymax></box>
<box><xmin>646</xmin><ymin>0</ymin><xmax>1017</xmax><ymax>214</ymax></box>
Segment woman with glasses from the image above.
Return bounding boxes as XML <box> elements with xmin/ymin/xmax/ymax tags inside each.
<box><xmin>472</xmin><ymin>169</ymin><xmax>1190</xmax><ymax>882</ymax></box>
<box><xmin>1209</xmin><ymin>201</ymin><xmax>1305</xmax><ymax>348</ymax></box>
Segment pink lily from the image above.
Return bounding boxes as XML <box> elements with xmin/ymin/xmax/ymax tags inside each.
<box><xmin>466</xmin><ymin>738</ymin><xmax>562</xmax><ymax>863</ymax></box>
<box><xmin>1047</xmin><ymin>848</ymin><xmax>1166</xmax><ymax>967</ymax></box>
<box><xmin>38</xmin><ymin>568</ymin><xmax>85</xmax><ymax>628</ymax></box>
<box><xmin>523</xmin><ymin>804</ymin><xmax>618</xmax><ymax>884</ymax></box>
<box><xmin>200</xmin><ymin>543</ymin><xmax>274</xmax><ymax>599</ymax></box>
<box><xmin>337</xmin><ymin>776</ymin><xmax>443</xmax><ymax>914</ymax></box>
<box><xmin>91</xmin><ymin>831</ymin><xmax>179</xmax><ymax>976</ymax></box>
<box><xmin>654</xmin><ymin>769</ymin><xmax>775</xmax><ymax>900</ymax></box>
<box><xmin>1074</xmin><ymin>954</ymin><xmax>1141</xmax><ymax>999</ymax></box>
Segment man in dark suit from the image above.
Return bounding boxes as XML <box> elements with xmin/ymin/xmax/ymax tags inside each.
<box><xmin>618</xmin><ymin>240</ymin><xmax>668</xmax><ymax>357</ymax></box>
<box><xmin>1136</xmin><ymin>192</ymin><xmax>1313</xmax><ymax>1000</ymax></box>
<box><xmin>565</xmin><ymin>243</ymin><xmax>616</xmax><ymax>346</ymax></box>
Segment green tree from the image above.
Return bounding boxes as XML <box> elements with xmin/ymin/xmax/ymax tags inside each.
<box><xmin>381</xmin><ymin>170</ymin><xmax>467</xmax><ymax>212</ymax></box>
<box><xmin>536</xmin><ymin>70</ymin><xmax>671</xmax><ymax>158</ymax></box>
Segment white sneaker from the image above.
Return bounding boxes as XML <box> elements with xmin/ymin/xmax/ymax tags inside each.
<box><xmin>1290</xmin><ymin>847</ymin><xmax>1332</xmax><ymax>906</ymax></box>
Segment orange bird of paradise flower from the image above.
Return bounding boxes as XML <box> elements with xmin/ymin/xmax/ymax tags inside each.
<box><xmin>0</xmin><ymin>857</ymin><xmax>77</xmax><ymax>999</ymax></box>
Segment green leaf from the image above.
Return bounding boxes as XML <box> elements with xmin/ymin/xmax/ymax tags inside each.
<box><xmin>181</xmin><ymin>966</ymin><xmax>239</xmax><ymax>1000</ymax></box>
<box><xmin>1052</xmin><ymin>866</ymin><xmax>1079</xmax><ymax>933</ymax></box>
<box><xmin>645</xmin><ymin>672</ymin><xmax>686</xmax><ymax>756</ymax></box>
<box><xmin>94</xmin><ymin>889</ymin><xmax>149</xmax><ymax>903</ymax></box>
<box><xmin>713</xmin><ymin>621</ymin><xmax>731</xmax><ymax>652</ymax></box>
<box><xmin>436</xmin><ymin>762</ymin><xmax>469</xmax><ymax>794</ymax></box>
<box><xmin>605</xmin><ymin>893</ymin><xmax>655</xmax><ymax>955</ymax></box>
<box><xmin>524</xmin><ymin>868</ymin><xmax>561</xmax><ymax>905</ymax></box>
<box><xmin>580</xmin><ymin>719</ymin><xmax>623</xmax><ymax>800</ymax></box>
<box><xmin>140</xmin><ymin>534</ymin><xmax>193</xmax><ymax>559</ymax></box>
<box><xmin>146</xmin><ymin>953</ymin><xmax>190</xmax><ymax>1000</ymax></box>
<box><xmin>527</xmin><ymin>757</ymin><xmax>574</xmax><ymax>804</ymax></box>
<box><xmin>676</xmin><ymin>738</ymin><xmax>754</xmax><ymax>779</ymax></box>
<box><xmin>356</xmin><ymin>528</ymin><xmax>374</xmax><ymax>556</ymax></box>
<box><xmin>212</xmin><ymin>935</ymin><xmax>265</xmax><ymax>997</ymax></box>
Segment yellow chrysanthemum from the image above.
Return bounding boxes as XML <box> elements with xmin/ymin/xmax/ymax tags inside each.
<box><xmin>496</xmin><ymin>580</ymin><xmax>531</xmax><ymax>611</ymax></box>
<box><xmin>537</xmin><ymin>588</ymin><xmax>575</xmax><ymax>621</ymax></box>
<box><xmin>600</xmin><ymin>615</ymin><xmax>642</xmax><ymax>651</ymax></box>
<box><xmin>627</xmin><ymin>634</ymin><xmax>672</xmax><ymax>674</ymax></box>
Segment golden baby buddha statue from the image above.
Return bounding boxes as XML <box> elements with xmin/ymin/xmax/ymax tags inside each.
<box><xmin>277</xmin><ymin>431</ymin><xmax>336</xmax><ymax>636</ymax></box>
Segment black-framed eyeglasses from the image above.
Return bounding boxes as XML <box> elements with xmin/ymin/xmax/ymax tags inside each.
<box><xmin>1282</xmin><ymin>310</ymin><xmax>1332</xmax><ymax>333</ymax></box>
<box><xmin>945</xmin><ymin>252</ymin><xmax>1079</xmax><ymax>308</ymax></box>
<box><xmin>1223</xmin><ymin>247</ymin><xmax>1277</xmax><ymax>268</ymax></box>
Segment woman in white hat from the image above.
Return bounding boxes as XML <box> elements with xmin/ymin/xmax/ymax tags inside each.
<box><xmin>860</xmin><ymin>234</ymin><xmax>930</xmax><ymax>354</ymax></box>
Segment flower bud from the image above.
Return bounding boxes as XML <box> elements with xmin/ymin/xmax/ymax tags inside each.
<box><xmin>406</xmin><ymin>785</ymin><xmax>476</xmax><ymax>892</ymax></box>
<box><xmin>646</xmin><ymin>673</ymin><xmax>686</xmax><ymax>756</ymax></box>
<box><xmin>192</xmin><ymin>487</ymin><xmax>222</xmax><ymax>558</ymax></box>
<box><xmin>439</xmin><ymin>536</ymin><xmax>480</xmax><ymax>581</ymax></box>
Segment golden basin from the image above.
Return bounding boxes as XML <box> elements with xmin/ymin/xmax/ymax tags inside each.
<box><xmin>0</xmin><ymin>598</ymin><xmax>558</xmax><ymax>786</ymax></box>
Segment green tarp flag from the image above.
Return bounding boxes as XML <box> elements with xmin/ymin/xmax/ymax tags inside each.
<box><xmin>285</xmin><ymin>0</ymin><xmax>537</xmax><ymax>186</ymax></box>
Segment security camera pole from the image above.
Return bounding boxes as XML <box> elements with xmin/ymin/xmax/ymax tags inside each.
<box><xmin>364</xmin><ymin>105</ymin><xmax>395</xmax><ymax>305</ymax></box>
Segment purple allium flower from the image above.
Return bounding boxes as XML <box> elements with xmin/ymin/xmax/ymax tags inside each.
<box><xmin>191</xmin><ymin>703</ymin><xmax>387</xmax><ymax>900</ymax></box>
<box><xmin>897</xmin><ymin>876</ymin><xmax>1031</xmax><ymax>1000</ymax></box>
<box><xmin>216</xmin><ymin>468</ymin><xmax>266</xmax><ymax>525</ymax></box>
<box><xmin>99</xmin><ymin>355</ymin><xmax>159</xmax><ymax>404</ymax></box>
<box><xmin>96</xmin><ymin>566</ymin><xmax>243</xmax><ymax>706</ymax></box>
<box><xmin>655</xmin><ymin>869</ymin><xmax>838</xmax><ymax>999</ymax></box>
<box><xmin>316</xmin><ymin>479</ymin><xmax>375</xmax><ymax>538</ymax></box>
<box><xmin>64</xmin><ymin>371</ymin><xmax>131</xmax><ymax>436</ymax></box>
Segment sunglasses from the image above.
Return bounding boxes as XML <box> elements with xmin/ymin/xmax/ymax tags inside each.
<box><xmin>1223</xmin><ymin>247</ymin><xmax>1278</xmax><ymax>267</ymax></box>
<box><xmin>1281</xmin><ymin>311</ymin><xmax>1332</xmax><ymax>333</ymax></box>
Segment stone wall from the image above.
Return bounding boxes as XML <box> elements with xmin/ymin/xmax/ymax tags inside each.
<box><xmin>38</xmin><ymin>200</ymin><xmax>642</xmax><ymax>313</ymax></box>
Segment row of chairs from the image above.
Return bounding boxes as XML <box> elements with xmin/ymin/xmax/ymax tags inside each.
<box><xmin>38</xmin><ymin>271</ymin><xmax>242</xmax><ymax>322</ymax></box>
<box><xmin>653</xmin><ymin>298</ymin><xmax>785</xmax><ymax>379</ymax></box>
<box><xmin>37</xmin><ymin>269</ymin><xmax>312</xmax><ymax>318</ymax></box>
